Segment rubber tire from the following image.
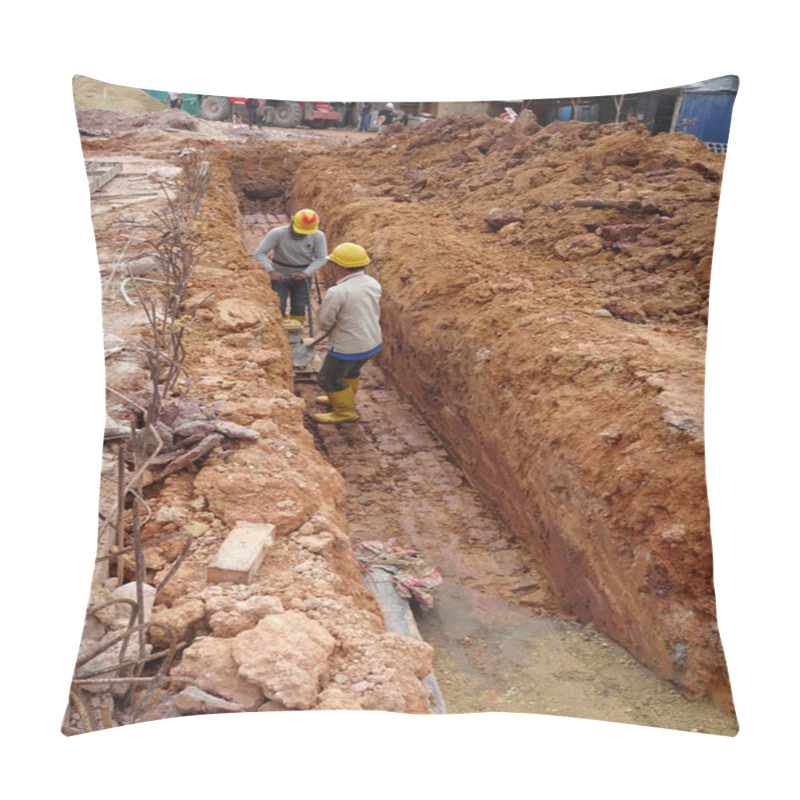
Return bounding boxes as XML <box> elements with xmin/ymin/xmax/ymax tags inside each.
<box><xmin>200</xmin><ymin>96</ymin><xmax>233</xmax><ymax>121</ymax></box>
<box><xmin>271</xmin><ymin>101</ymin><xmax>304</xmax><ymax>128</ymax></box>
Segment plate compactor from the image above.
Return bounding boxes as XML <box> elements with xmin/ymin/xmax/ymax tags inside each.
<box><xmin>284</xmin><ymin>318</ymin><xmax>323</xmax><ymax>382</ymax></box>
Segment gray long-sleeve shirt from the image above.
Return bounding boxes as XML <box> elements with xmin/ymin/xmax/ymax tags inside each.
<box><xmin>255</xmin><ymin>226</ymin><xmax>328</xmax><ymax>277</ymax></box>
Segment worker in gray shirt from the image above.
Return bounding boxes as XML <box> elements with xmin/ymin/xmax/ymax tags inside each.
<box><xmin>255</xmin><ymin>209</ymin><xmax>328</xmax><ymax>326</ymax></box>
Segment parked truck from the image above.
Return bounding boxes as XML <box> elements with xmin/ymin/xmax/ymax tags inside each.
<box><xmin>144</xmin><ymin>90</ymin><xmax>341</xmax><ymax>128</ymax></box>
<box><xmin>230</xmin><ymin>98</ymin><xmax>340</xmax><ymax>128</ymax></box>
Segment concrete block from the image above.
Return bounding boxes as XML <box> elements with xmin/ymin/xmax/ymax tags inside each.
<box><xmin>86</xmin><ymin>161</ymin><xmax>122</xmax><ymax>193</ymax></box>
<box><xmin>208</xmin><ymin>522</ymin><xmax>275</xmax><ymax>584</ymax></box>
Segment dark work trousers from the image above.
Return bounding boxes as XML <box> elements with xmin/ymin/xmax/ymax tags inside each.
<box><xmin>271</xmin><ymin>276</ymin><xmax>311</xmax><ymax>317</ymax></box>
<box><xmin>317</xmin><ymin>353</ymin><xmax>371</xmax><ymax>393</ymax></box>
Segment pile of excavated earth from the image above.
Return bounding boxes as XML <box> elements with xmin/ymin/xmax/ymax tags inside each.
<box><xmin>66</xmin><ymin>79</ymin><xmax>735</xmax><ymax>734</ymax></box>
<box><xmin>290</xmin><ymin>112</ymin><xmax>731</xmax><ymax>705</ymax></box>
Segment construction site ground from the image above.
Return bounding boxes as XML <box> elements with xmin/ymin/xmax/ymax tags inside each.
<box><xmin>65</xmin><ymin>82</ymin><xmax>738</xmax><ymax>738</ymax></box>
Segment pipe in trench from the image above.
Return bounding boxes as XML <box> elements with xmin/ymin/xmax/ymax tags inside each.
<box><xmin>361</xmin><ymin>566</ymin><xmax>446</xmax><ymax>714</ymax></box>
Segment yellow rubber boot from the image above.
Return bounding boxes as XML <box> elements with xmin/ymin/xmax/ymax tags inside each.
<box><xmin>316</xmin><ymin>377</ymin><xmax>359</xmax><ymax>405</ymax></box>
<box><xmin>289</xmin><ymin>315</ymin><xmax>306</xmax><ymax>326</ymax></box>
<box><xmin>312</xmin><ymin>387</ymin><xmax>358</xmax><ymax>423</ymax></box>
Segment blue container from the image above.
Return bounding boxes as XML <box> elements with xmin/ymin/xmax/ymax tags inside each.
<box><xmin>674</xmin><ymin>92</ymin><xmax>736</xmax><ymax>144</ymax></box>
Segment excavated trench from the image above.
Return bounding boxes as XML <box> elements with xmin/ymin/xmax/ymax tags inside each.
<box><xmin>280</xmin><ymin>115</ymin><xmax>737</xmax><ymax>719</ymax></box>
<box><xmin>297</xmin><ymin>356</ymin><xmax>736</xmax><ymax>730</ymax></box>
<box><xmin>231</xmin><ymin>154</ymin><xmax>737</xmax><ymax>732</ymax></box>
<box><xmin>73</xmin><ymin>107</ymin><xmax>737</xmax><ymax>733</ymax></box>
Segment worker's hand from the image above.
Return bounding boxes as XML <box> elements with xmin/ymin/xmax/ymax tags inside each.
<box><xmin>290</xmin><ymin>273</ymin><xmax>307</xmax><ymax>281</ymax></box>
<box><xmin>268</xmin><ymin>271</ymin><xmax>283</xmax><ymax>283</ymax></box>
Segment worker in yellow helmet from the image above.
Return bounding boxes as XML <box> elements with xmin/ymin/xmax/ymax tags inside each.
<box><xmin>312</xmin><ymin>243</ymin><xmax>382</xmax><ymax>424</ymax></box>
<box><xmin>255</xmin><ymin>209</ymin><xmax>327</xmax><ymax>326</ymax></box>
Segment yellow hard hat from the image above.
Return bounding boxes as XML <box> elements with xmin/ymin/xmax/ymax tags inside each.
<box><xmin>292</xmin><ymin>209</ymin><xmax>320</xmax><ymax>234</ymax></box>
<box><xmin>328</xmin><ymin>242</ymin><xmax>370</xmax><ymax>268</ymax></box>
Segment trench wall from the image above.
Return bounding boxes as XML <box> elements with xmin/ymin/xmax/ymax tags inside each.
<box><xmin>116</xmin><ymin>153</ymin><xmax>436</xmax><ymax>716</ymax></box>
<box><xmin>291</xmin><ymin>164</ymin><xmax>733</xmax><ymax>712</ymax></box>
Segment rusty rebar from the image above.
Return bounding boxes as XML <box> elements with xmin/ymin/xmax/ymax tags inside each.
<box><xmin>131</xmin><ymin>433</ymin><xmax>148</xmax><ymax>672</ymax></box>
<box><xmin>75</xmin><ymin>639</ymin><xmax>186</xmax><ymax>680</ymax></box>
<box><xmin>96</xmin><ymin>530</ymin><xmax>192</xmax><ymax>597</ymax></box>
<box><xmin>68</xmin><ymin>688</ymin><xmax>96</xmax><ymax>734</ymax></box>
<box><xmin>70</xmin><ymin>620</ymin><xmax>182</xmax><ymax>731</ymax></box>
<box><xmin>72</xmin><ymin>675</ymin><xmax>192</xmax><ymax>686</ymax></box>
<box><xmin>77</xmin><ymin>152</ymin><xmax>212</xmax><ymax>732</ymax></box>
<box><xmin>96</xmin><ymin>413</ymin><xmax>163</xmax><ymax>542</ymax></box>
<box><xmin>115</xmin><ymin>443</ymin><xmax>125</xmax><ymax>586</ymax></box>
<box><xmin>74</xmin><ymin>621</ymin><xmax>176</xmax><ymax>677</ymax></box>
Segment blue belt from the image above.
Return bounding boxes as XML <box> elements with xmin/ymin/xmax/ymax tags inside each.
<box><xmin>328</xmin><ymin>344</ymin><xmax>382</xmax><ymax>361</ymax></box>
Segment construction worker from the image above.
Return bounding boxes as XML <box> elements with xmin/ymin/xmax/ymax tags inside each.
<box><xmin>376</xmin><ymin>102</ymin><xmax>396</xmax><ymax>133</ymax></box>
<box><xmin>358</xmin><ymin>102</ymin><xmax>373</xmax><ymax>131</ymax></box>
<box><xmin>312</xmin><ymin>243</ymin><xmax>382</xmax><ymax>424</ymax></box>
<box><xmin>245</xmin><ymin>98</ymin><xmax>262</xmax><ymax>129</ymax></box>
<box><xmin>378</xmin><ymin>102</ymin><xmax>396</xmax><ymax>123</ymax></box>
<box><xmin>255</xmin><ymin>209</ymin><xmax>327</xmax><ymax>326</ymax></box>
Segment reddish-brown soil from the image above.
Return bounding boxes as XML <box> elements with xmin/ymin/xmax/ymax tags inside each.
<box><xmin>287</xmin><ymin>111</ymin><xmax>733</xmax><ymax>710</ymax></box>
<box><xmin>67</xmin><ymin>80</ymin><xmax>736</xmax><ymax>734</ymax></box>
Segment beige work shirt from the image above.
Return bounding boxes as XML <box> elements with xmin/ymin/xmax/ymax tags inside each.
<box><xmin>317</xmin><ymin>271</ymin><xmax>382</xmax><ymax>356</ymax></box>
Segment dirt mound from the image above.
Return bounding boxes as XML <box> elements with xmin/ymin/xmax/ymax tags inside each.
<box><xmin>296</xmin><ymin>111</ymin><xmax>722</xmax><ymax>326</ymax></box>
<box><xmin>288</xmin><ymin>113</ymin><xmax>733</xmax><ymax>709</ymax></box>
<box><xmin>73</xmin><ymin>75</ymin><xmax>166</xmax><ymax>113</ymax></box>
<box><xmin>76</xmin><ymin>107</ymin><xmax>200</xmax><ymax>135</ymax></box>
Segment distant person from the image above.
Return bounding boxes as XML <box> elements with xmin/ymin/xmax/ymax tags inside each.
<box><xmin>358</xmin><ymin>102</ymin><xmax>373</xmax><ymax>131</ymax></box>
<box><xmin>255</xmin><ymin>209</ymin><xmax>327</xmax><ymax>327</ymax></box>
<box><xmin>377</xmin><ymin>102</ymin><xmax>396</xmax><ymax>129</ymax></box>
<box><xmin>312</xmin><ymin>243</ymin><xmax>382</xmax><ymax>424</ymax></box>
<box><xmin>499</xmin><ymin>106</ymin><xmax>517</xmax><ymax>122</ymax></box>
<box><xmin>245</xmin><ymin>98</ymin><xmax>262</xmax><ymax>129</ymax></box>
<box><xmin>166</xmin><ymin>92</ymin><xmax>182</xmax><ymax>109</ymax></box>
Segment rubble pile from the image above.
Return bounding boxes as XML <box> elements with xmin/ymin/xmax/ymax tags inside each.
<box><xmin>296</xmin><ymin>110</ymin><xmax>722</xmax><ymax>325</ymax></box>
<box><xmin>64</xmin><ymin>147</ymin><xmax>440</xmax><ymax>734</ymax></box>
<box><xmin>76</xmin><ymin>107</ymin><xmax>201</xmax><ymax>136</ymax></box>
<box><xmin>108</xmin><ymin>397</ymin><xmax>263</xmax><ymax>480</ymax></box>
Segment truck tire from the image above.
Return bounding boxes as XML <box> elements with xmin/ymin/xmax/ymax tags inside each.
<box><xmin>270</xmin><ymin>101</ymin><xmax>304</xmax><ymax>128</ymax></box>
<box><xmin>200</xmin><ymin>96</ymin><xmax>232</xmax><ymax>121</ymax></box>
